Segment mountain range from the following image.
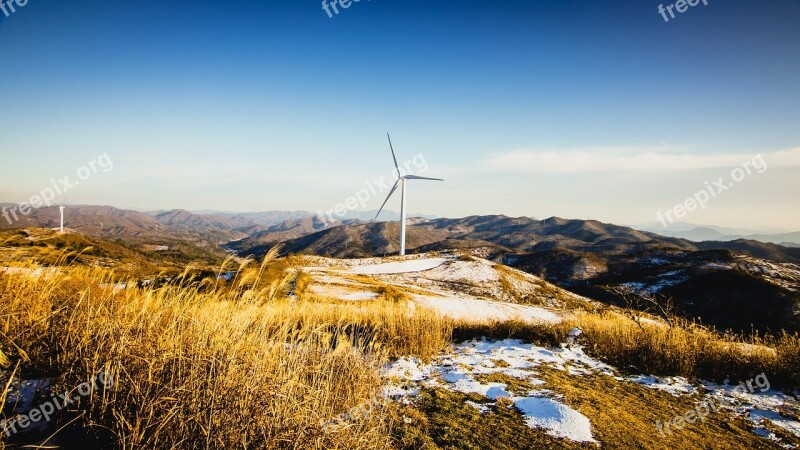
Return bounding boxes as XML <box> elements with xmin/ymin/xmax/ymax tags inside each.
<box><xmin>635</xmin><ymin>222</ymin><xmax>800</xmax><ymax>246</ymax></box>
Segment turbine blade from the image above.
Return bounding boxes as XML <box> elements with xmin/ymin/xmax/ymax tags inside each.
<box><xmin>387</xmin><ymin>133</ymin><xmax>400</xmax><ymax>173</ymax></box>
<box><xmin>373</xmin><ymin>180</ymin><xmax>400</xmax><ymax>221</ymax></box>
<box><xmin>404</xmin><ymin>175</ymin><xmax>444</xmax><ymax>181</ymax></box>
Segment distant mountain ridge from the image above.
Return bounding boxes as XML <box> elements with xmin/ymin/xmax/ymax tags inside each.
<box><xmin>235</xmin><ymin>215</ymin><xmax>800</xmax><ymax>263</ymax></box>
<box><xmin>225</xmin><ymin>216</ymin><xmax>360</xmax><ymax>253</ymax></box>
<box><xmin>635</xmin><ymin>222</ymin><xmax>800</xmax><ymax>246</ymax></box>
<box><xmin>0</xmin><ymin>203</ymin><xmax>163</xmax><ymax>237</ymax></box>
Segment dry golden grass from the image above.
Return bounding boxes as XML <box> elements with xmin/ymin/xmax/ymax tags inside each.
<box><xmin>568</xmin><ymin>311</ymin><xmax>800</xmax><ymax>387</ymax></box>
<box><xmin>390</xmin><ymin>387</ymin><xmax>594</xmax><ymax>450</ymax></box>
<box><xmin>0</xmin><ymin>251</ymin><xmax>450</xmax><ymax>449</ymax></box>
<box><xmin>402</xmin><ymin>313</ymin><xmax>800</xmax><ymax>449</ymax></box>
<box><xmin>535</xmin><ymin>368</ymin><xmax>781</xmax><ymax>450</ymax></box>
<box><xmin>493</xmin><ymin>263</ymin><xmax>594</xmax><ymax>311</ymax></box>
<box><xmin>449</xmin><ymin>310</ymin><xmax>799</xmax><ymax>388</ymax></box>
<box><xmin>390</xmin><ymin>373</ymin><xmax>791</xmax><ymax>450</ymax></box>
<box><xmin>376</xmin><ymin>285</ymin><xmax>409</xmax><ymax>304</ymax></box>
<box><xmin>1</xmin><ymin>248</ymin><xmax>797</xmax><ymax>449</ymax></box>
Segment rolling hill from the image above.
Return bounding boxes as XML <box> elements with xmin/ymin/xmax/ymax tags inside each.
<box><xmin>232</xmin><ymin>215</ymin><xmax>800</xmax><ymax>333</ymax></box>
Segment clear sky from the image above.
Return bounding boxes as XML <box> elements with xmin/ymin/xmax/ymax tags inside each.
<box><xmin>1</xmin><ymin>0</ymin><xmax>799</xmax><ymax>229</ymax></box>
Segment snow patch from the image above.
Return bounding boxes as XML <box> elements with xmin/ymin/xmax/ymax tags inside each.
<box><xmin>629</xmin><ymin>375</ymin><xmax>697</xmax><ymax>396</ymax></box>
<box><xmin>350</xmin><ymin>258</ymin><xmax>449</xmax><ymax>275</ymax></box>
<box><xmin>514</xmin><ymin>396</ymin><xmax>597</xmax><ymax>443</ymax></box>
<box><xmin>382</xmin><ymin>339</ymin><xmax>606</xmax><ymax>443</ymax></box>
<box><xmin>413</xmin><ymin>294</ymin><xmax>562</xmax><ymax>324</ymax></box>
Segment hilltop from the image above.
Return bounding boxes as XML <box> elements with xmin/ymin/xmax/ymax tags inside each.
<box><xmin>233</xmin><ymin>215</ymin><xmax>800</xmax><ymax>334</ymax></box>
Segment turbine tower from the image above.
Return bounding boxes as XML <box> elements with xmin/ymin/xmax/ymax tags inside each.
<box><xmin>58</xmin><ymin>204</ymin><xmax>65</xmax><ymax>233</ymax></box>
<box><xmin>374</xmin><ymin>133</ymin><xmax>443</xmax><ymax>256</ymax></box>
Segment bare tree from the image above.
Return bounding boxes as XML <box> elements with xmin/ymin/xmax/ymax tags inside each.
<box><xmin>608</xmin><ymin>285</ymin><xmax>675</xmax><ymax>330</ymax></box>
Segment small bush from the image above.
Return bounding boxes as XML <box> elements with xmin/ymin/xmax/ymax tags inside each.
<box><xmin>378</xmin><ymin>284</ymin><xmax>409</xmax><ymax>303</ymax></box>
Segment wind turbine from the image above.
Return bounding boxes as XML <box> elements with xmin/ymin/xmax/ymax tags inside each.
<box><xmin>374</xmin><ymin>133</ymin><xmax>443</xmax><ymax>256</ymax></box>
<box><xmin>58</xmin><ymin>204</ymin><xmax>65</xmax><ymax>233</ymax></box>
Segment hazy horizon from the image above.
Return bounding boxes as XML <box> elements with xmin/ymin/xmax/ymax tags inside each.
<box><xmin>2</xmin><ymin>200</ymin><xmax>797</xmax><ymax>236</ymax></box>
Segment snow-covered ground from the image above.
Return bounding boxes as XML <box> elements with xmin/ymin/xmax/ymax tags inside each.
<box><xmin>382</xmin><ymin>338</ymin><xmax>800</xmax><ymax>446</ymax></box>
<box><xmin>296</xmin><ymin>253</ymin><xmax>592</xmax><ymax>324</ymax></box>
<box><xmin>296</xmin><ymin>252</ymin><xmax>800</xmax><ymax>446</ymax></box>
<box><xmin>350</xmin><ymin>257</ymin><xmax>449</xmax><ymax>275</ymax></box>
<box><xmin>628</xmin><ymin>373</ymin><xmax>800</xmax><ymax>443</ymax></box>
<box><xmin>382</xmin><ymin>339</ymin><xmax>610</xmax><ymax>443</ymax></box>
<box><xmin>621</xmin><ymin>270</ymin><xmax>689</xmax><ymax>295</ymax></box>
<box><xmin>734</xmin><ymin>256</ymin><xmax>800</xmax><ymax>293</ymax></box>
<box><xmin>629</xmin><ymin>375</ymin><xmax>697</xmax><ymax>396</ymax></box>
<box><xmin>514</xmin><ymin>396</ymin><xmax>596</xmax><ymax>442</ymax></box>
<box><xmin>412</xmin><ymin>293</ymin><xmax>561</xmax><ymax>324</ymax></box>
<box><xmin>308</xmin><ymin>284</ymin><xmax>379</xmax><ymax>301</ymax></box>
<box><xmin>0</xmin><ymin>266</ymin><xmax>60</xmax><ymax>278</ymax></box>
<box><xmin>619</xmin><ymin>256</ymin><xmax>800</xmax><ymax>295</ymax></box>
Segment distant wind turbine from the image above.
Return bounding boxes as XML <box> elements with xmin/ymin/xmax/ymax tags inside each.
<box><xmin>58</xmin><ymin>204</ymin><xmax>65</xmax><ymax>233</ymax></box>
<box><xmin>374</xmin><ymin>133</ymin><xmax>443</xmax><ymax>256</ymax></box>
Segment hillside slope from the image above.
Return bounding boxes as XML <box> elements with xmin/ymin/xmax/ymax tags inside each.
<box><xmin>236</xmin><ymin>216</ymin><xmax>800</xmax><ymax>333</ymax></box>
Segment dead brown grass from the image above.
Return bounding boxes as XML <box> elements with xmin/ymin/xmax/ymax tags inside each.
<box><xmin>450</xmin><ymin>310</ymin><xmax>800</xmax><ymax>388</ymax></box>
<box><xmin>1</xmin><ymin>249</ymin><xmax>797</xmax><ymax>449</ymax></box>
<box><xmin>0</xmin><ymin>251</ymin><xmax>450</xmax><ymax>449</ymax></box>
<box><xmin>537</xmin><ymin>367</ymin><xmax>779</xmax><ymax>450</ymax></box>
<box><xmin>569</xmin><ymin>311</ymin><xmax>800</xmax><ymax>387</ymax></box>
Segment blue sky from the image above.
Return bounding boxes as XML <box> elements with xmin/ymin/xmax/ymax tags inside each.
<box><xmin>1</xmin><ymin>0</ymin><xmax>799</xmax><ymax>228</ymax></box>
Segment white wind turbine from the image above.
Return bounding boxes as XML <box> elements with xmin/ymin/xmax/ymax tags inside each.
<box><xmin>58</xmin><ymin>204</ymin><xmax>65</xmax><ymax>233</ymax></box>
<box><xmin>374</xmin><ymin>133</ymin><xmax>443</xmax><ymax>256</ymax></box>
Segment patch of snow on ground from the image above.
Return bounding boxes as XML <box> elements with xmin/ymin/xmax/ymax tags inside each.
<box><xmin>640</xmin><ymin>376</ymin><xmax>800</xmax><ymax>442</ymax></box>
<box><xmin>413</xmin><ymin>294</ymin><xmax>562</xmax><ymax>324</ymax></box>
<box><xmin>629</xmin><ymin>375</ymin><xmax>697</xmax><ymax>396</ymax></box>
<box><xmin>621</xmin><ymin>270</ymin><xmax>689</xmax><ymax>295</ymax></box>
<box><xmin>703</xmin><ymin>262</ymin><xmax>732</xmax><ymax>270</ymax></box>
<box><xmin>382</xmin><ymin>356</ymin><xmax>431</xmax><ymax>381</ymax></box>
<box><xmin>381</xmin><ymin>357</ymin><xmax>439</xmax><ymax>399</ymax></box>
<box><xmin>0</xmin><ymin>266</ymin><xmax>60</xmax><ymax>278</ymax></box>
<box><xmin>701</xmin><ymin>380</ymin><xmax>800</xmax><ymax>440</ymax></box>
<box><xmin>340</xmin><ymin>291</ymin><xmax>379</xmax><ymax>300</ymax></box>
<box><xmin>620</xmin><ymin>281</ymin><xmax>646</xmax><ymax>291</ymax></box>
<box><xmin>465</xmin><ymin>400</ymin><xmax>492</xmax><ymax>414</ymax></box>
<box><xmin>350</xmin><ymin>258</ymin><xmax>449</xmax><ymax>275</ymax></box>
<box><xmin>382</xmin><ymin>339</ymin><xmax>606</xmax><ymax>443</ymax></box>
<box><xmin>420</xmin><ymin>258</ymin><xmax>500</xmax><ymax>285</ymax></box>
<box><xmin>383</xmin><ymin>338</ymin><xmax>800</xmax><ymax>445</ymax></box>
<box><xmin>514</xmin><ymin>396</ymin><xmax>597</xmax><ymax>443</ymax></box>
<box><xmin>646</xmin><ymin>257</ymin><xmax>670</xmax><ymax>265</ymax></box>
<box><xmin>309</xmin><ymin>285</ymin><xmax>378</xmax><ymax>301</ymax></box>
<box><xmin>298</xmin><ymin>252</ymin><xmax>584</xmax><ymax>316</ymax></box>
